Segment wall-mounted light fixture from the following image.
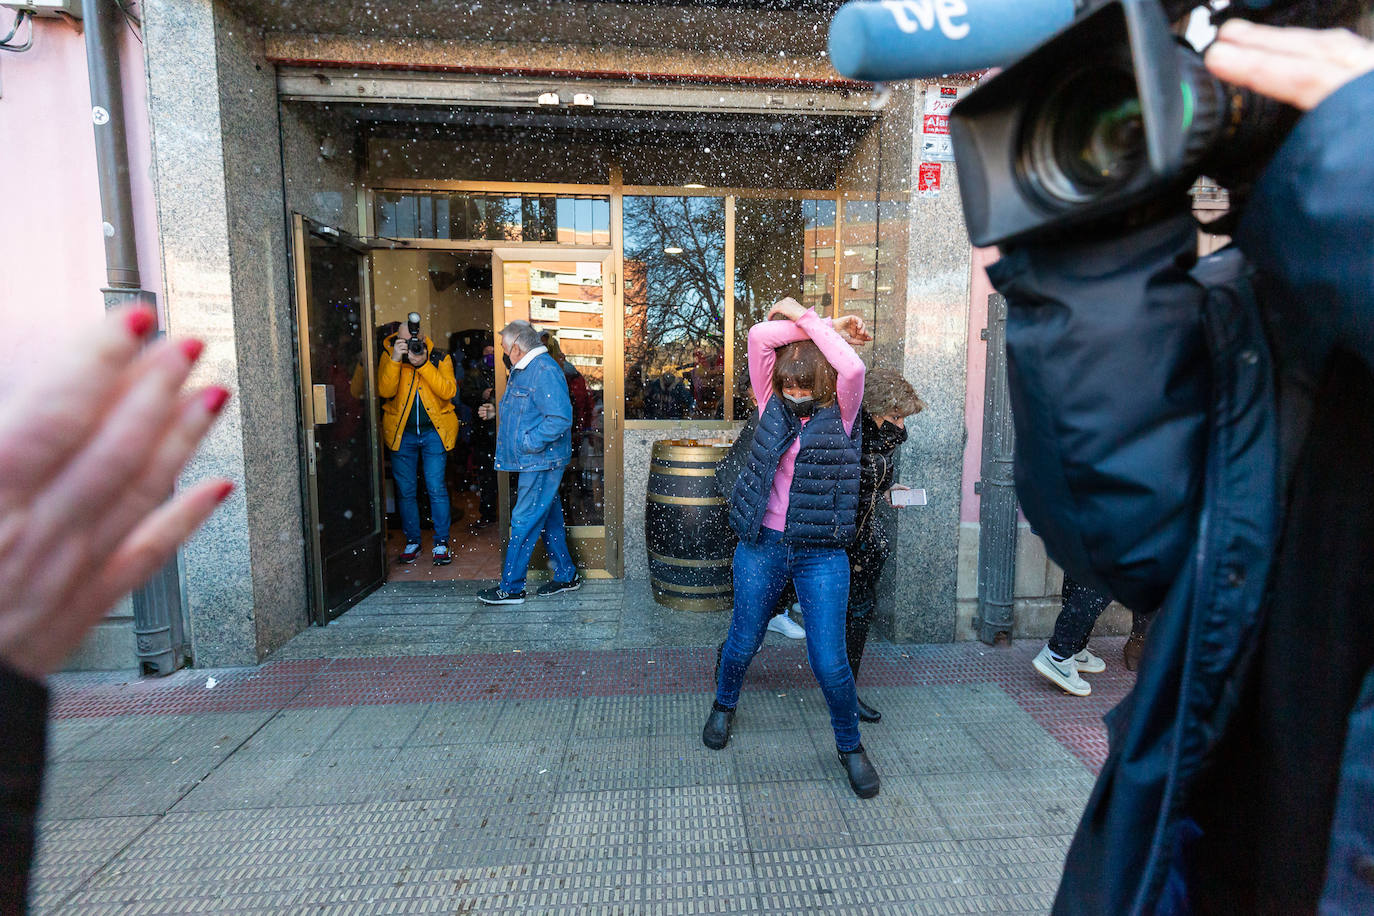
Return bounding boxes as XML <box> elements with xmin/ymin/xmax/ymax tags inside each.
<box><xmin>537</xmin><ymin>92</ymin><xmax>560</xmax><ymax>106</ymax></box>
<box><xmin>571</xmin><ymin>93</ymin><xmax>595</xmax><ymax>107</ymax></box>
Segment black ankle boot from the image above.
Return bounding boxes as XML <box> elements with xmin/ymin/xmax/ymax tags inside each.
<box><xmin>702</xmin><ymin>703</ymin><xmax>734</xmax><ymax>750</ymax></box>
<box><xmin>838</xmin><ymin>745</ymin><xmax>880</xmax><ymax>798</ymax></box>
<box><xmin>856</xmin><ymin>696</ymin><xmax>882</xmax><ymax>723</ymax></box>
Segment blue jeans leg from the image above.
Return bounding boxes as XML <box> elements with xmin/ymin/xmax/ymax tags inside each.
<box><xmin>716</xmin><ymin>531</ymin><xmax>789</xmax><ymax>709</ymax></box>
<box><xmin>537</xmin><ymin>470</ymin><xmax>577</xmax><ymax>582</ymax></box>
<box><xmin>391</xmin><ymin>432</ymin><xmax>423</xmax><ymax>543</ymax></box>
<box><xmin>791</xmin><ymin>547</ymin><xmax>861</xmax><ymax>752</ymax></box>
<box><xmin>500</xmin><ymin>467</ymin><xmax>569</xmax><ymax>592</ymax></box>
<box><xmin>419</xmin><ymin>428</ymin><xmax>451</xmax><ymax>543</ymax></box>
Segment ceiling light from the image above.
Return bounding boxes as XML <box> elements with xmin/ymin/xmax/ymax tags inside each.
<box><xmin>683</xmin><ymin>183</ymin><xmax>706</xmax><ymax>189</ymax></box>
<box><xmin>664</xmin><ymin>246</ymin><xmax>684</xmax><ymax>255</ymax></box>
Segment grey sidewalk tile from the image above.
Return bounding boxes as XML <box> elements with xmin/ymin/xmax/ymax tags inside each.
<box><xmin>832</xmin><ymin>775</ymin><xmax>952</xmax><ymax>844</ymax></box>
<box><xmin>538</xmin><ymin>788</ymin><xmax>649</xmax><ymax>864</ymax></box>
<box><xmin>323</xmin><ymin>703</ymin><xmax>428</xmax><ymax>749</ymax></box>
<box><xmin>740</xmin><ymin>780</ymin><xmax>850</xmax><ymax>853</ymax></box>
<box><xmin>28</xmin><ymin>816</ymin><xmax>156</xmax><ymax>913</ymax></box>
<box><xmin>1005</xmin><ymin>768</ymin><xmax>1095</xmax><ymax>828</ymax></box>
<box><xmin>572</xmin><ymin>694</ymin><xmax>652</xmax><ymax>738</ymax></box>
<box><xmin>38</xmin><ymin>760</ymin><xmax>126</xmax><ymax>820</ymax></box>
<box><xmin>170</xmin><ymin>751</ymin><xmax>306</xmax><ymax>812</ymax></box>
<box><xmin>153</xmin><ymin>710</ymin><xmax>276</xmax><ymax>761</ymax></box>
<box><xmin>884</xmin><ymin>720</ymin><xmax>1002</xmax><ymax>775</ymax></box>
<box><xmin>929</xmin><ymin>683</ymin><xmax>1026</xmax><ymax>722</ymax></box>
<box><xmin>645</xmin><ymin>691</ymin><xmax>714</xmax><ymax>737</ymax></box>
<box><xmin>645</xmin><ymin>783</ymin><xmax>748</xmax><ymax>857</ymax></box>
<box><xmin>45</xmin><ymin>718</ymin><xmax>112</xmax><ymax>762</ymax></box>
<box><xmin>970</xmin><ymin>718</ymin><xmax>1082</xmax><ymax>771</ymax></box>
<box><xmin>732</xmin><ymin>731</ymin><xmax>831</xmax><ymax>784</ymax></box>
<box><xmin>406</xmin><ymin>699</ymin><xmax>505</xmax><ymax>746</ymax></box>
<box><xmin>61</xmin><ymin>716</ymin><xmax>187</xmax><ymax>761</ymax></box>
<box><xmin>919</xmin><ymin>771</ymin><xmax>1057</xmax><ymax>841</ymax></box>
<box><xmin>490</xmin><ymin>696</ymin><xmax>578</xmax><ymax>742</ymax></box>
<box><xmin>73</xmin><ymin>755</ymin><xmax>219</xmax><ymax>818</ymax></box>
<box><xmin>237</xmin><ymin>706</ymin><xmax>352</xmax><ymax>755</ymax></box>
<box><xmin>859</xmin><ymin>686</ymin><xmax>957</xmax><ymax>724</ymax></box>
<box><xmin>559</xmin><ymin>736</ymin><xmax>648</xmax><ymax>793</ymax></box>
<box><xmin>730</xmin><ymin>690</ymin><xmax>806</xmax><ymax>734</ymax></box>
<box><xmin>643</xmin><ymin>733</ymin><xmax>736</xmax><ymax>789</ymax></box>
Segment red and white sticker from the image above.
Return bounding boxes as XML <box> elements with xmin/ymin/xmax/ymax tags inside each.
<box><xmin>921</xmin><ymin>84</ymin><xmax>970</xmax><ymax>162</ymax></box>
<box><xmin>918</xmin><ymin>162</ymin><xmax>943</xmax><ymax>198</ymax></box>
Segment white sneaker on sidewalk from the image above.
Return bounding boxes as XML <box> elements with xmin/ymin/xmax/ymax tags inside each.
<box><xmin>1073</xmin><ymin>648</ymin><xmax>1106</xmax><ymax>674</ymax></box>
<box><xmin>767</xmin><ymin>613</ymin><xmax>806</xmax><ymax>639</ymax></box>
<box><xmin>1034</xmin><ymin>645</ymin><xmax>1092</xmax><ymax>696</ymax></box>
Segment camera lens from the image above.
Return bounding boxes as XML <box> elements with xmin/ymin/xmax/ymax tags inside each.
<box><xmin>1021</xmin><ymin>65</ymin><xmax>1146</xmax><ymax>206</ymax></box>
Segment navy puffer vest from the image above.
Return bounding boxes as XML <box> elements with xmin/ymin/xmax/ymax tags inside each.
<box><xmin>728</xmin><ymin>396</ymin><xmax>862</xmax><ymax>547</ymax></box>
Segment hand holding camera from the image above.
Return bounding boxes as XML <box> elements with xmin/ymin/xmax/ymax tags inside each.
<box><xmin>1205</xmin><ymin>19</ymin><xmax>1374</xmax><ymax>111</ymax></box>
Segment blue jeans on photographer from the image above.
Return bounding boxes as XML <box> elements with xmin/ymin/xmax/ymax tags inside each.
<box><xmin>499</xmin><ymin>466</ymin><xmax>577</xmax><ymax>593</ymax></box>
<box><xmin>716</xmin><ymin>528</ymin><xmax>861</xmax><ymax>751</ymax></box>
<box><xmin>392</xmin><ymin>427</ymin><xmax>450</xmax><ymax>544</ymax></box>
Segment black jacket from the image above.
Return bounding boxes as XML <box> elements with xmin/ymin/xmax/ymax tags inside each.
<box><xmin>1</xmin><ymin>665</ymin><xmax>47</xmax><ymax>914</ymax></box>
<box><xmin>988</xmin><ymin>72</ymin><xmax>1374</xmax><ymax>914</ymax></box>
<box><xmin>853</xmin><ymin>411</ymin><xmax>904</xmax><ymax>564</ymax></box>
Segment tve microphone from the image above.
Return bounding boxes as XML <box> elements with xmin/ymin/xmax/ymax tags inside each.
<box><xmin>828</xmin><ymin>0</ymin><xmax>1078</xmax><ymax>82</ymax></box>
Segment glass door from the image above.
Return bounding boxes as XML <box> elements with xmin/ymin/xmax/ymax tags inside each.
<box><xmin>491</xmin><ymin>248</ymin><xmax>621</xmax><ymax>576</ymax></box>
<box><xmin>291</xmin><ymin>215</ymin><xmax>387</xmax><ymax>622</ymax></box>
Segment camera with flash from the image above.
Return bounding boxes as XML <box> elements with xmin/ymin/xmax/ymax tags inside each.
<box><xmin>405</xmin><ymin>312</ymin><xmax>426</xmax><ymax>358</ymax></box>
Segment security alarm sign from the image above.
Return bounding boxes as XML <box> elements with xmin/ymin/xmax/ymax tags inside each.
<box><xmin>918</xmin><ymin>162</ymin><xmax>943</xmax><ymax>198</ymax></box>
<box><xmin>921</xmin><ymin>84</ymin><xmax>969</xmax><ymax>162</ymax></box>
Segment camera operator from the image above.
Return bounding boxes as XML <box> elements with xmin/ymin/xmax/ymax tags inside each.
<box><xmin>378</xmin><ymin>317</ymin><xmax>459</xmax><ymax>566</ymax></box>
<box><xmin>984</xmin><ymin>13</ymin><xmax>1374</xmax><ymax>914</ymax></box>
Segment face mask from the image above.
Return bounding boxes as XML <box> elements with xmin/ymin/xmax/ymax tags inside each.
<box><xmin>484</xmin><ymin>353</ymin><xmax>495</xmax><ymax>368</ymax></box>
<box><xmin>873</xmin><ymin>417</ymin><xmax>908</xmax><ymax>449</ymax></box>
<box><xmin>782</xmin><ymin>392</ymin><xmax>817</xmax><ymax>419</ymax></box>
<box><xmin>502</xmin><ymin>353</ymin><xmax>513</xmax><ymax>370</ymax></box>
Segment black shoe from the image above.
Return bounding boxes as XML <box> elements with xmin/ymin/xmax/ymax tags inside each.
<box><xmin>472</xmin><ymin>518</ymin><xmax>496</xmax><ymax>530</ymax></box>
<box><xmin>702</xmin><ymin>704</ymin><xmax>734</xmax><ymax>750</ymax></box>
<box><xmin>839</xmin><ymin>745</ymin><xmax>880</xmax><ymax>798</ymax></box>
<box><xmin>476</xmin><ymin>585</ymin><xmax>526</xmax><ymax>605</ymax></box>
<box><xmin>856</xmin><ymin>697</ymin><xmax>882</xmax><ymax>723</ymax></box>
<box><xmin>536</xmin><ymin>575</ymin><xmax>582</xmax><ymax>597</ymax></box>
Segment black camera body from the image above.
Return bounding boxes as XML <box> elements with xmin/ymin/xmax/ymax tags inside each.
<box><xmin>951</xmin><ymin>0</ymin><xmax>1300</xmax><ymax>247</ymax></box>
<box><xmin>405</xmin><ymin>312</ymin><xmax>426</xmax><ymax>358</ymax></box>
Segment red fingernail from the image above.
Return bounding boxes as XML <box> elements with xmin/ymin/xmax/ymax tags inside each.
<box><xmin>213</xmin><ymin>481</ymin><xmax>235</xmax><ymax>504</ymax></box>
<box><xmin>126</xmin><ymin>309</ymin><xmax>156</xmax><ymax>338</ymax></box>
<box><xmin>202</xmin><ymin>386</ymin><xmax>231</xmax><ymax>413</ymax></box>
<box><xmin>180</xmin><ymin>339</ymin><xmax>205</xmax><ymax>362</ymax></box>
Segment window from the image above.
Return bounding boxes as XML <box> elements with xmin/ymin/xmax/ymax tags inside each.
<box><xmin>375</xmin><ymin>192</ymin><xmax>609</xmax><ymax>244</ymax></box>
<box><xmin>623</xmin><ymin>196</ymin><xmax>727</xmax><ymax>421</ymax></box>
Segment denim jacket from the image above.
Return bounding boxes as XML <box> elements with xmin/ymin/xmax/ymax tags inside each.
<box><xmin>494</xmin><ymin>350</ymin><xmax>572</xmax><ymax>472</ymax></box>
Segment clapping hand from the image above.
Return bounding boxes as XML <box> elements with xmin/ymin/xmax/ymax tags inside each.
<box><xmin>0</xmin><ymin>308</ymin><xmax>232</xmax><ymax>679</ymax></box>
<box><xmin>832</xmin><ymin>314</ymin><xmax>873</xmax><ymax>347</ymax></box>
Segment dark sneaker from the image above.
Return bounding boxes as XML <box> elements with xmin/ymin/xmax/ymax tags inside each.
<box><xmin>839</xmin><ymin>745</ymin><xmax>880</xmax><ymax>798</ymax></box>
<box><xmin>432</xmin><ymin>544</ymin><xmax>452</xmax><ymax>566</ymax></box>
<box><xmin>536</xmin><ymin>575</ymin><xmax>582</xmax><ymax>597</ymax></box>
<box><xmin>399</xmin><ymin>542</ymin><xmax>421</xmax><ymax>564</ymax></box>
<box><xmin>702</xmin><ymin>704</ymin><xmax>735</xmax><ymax>750</ymax></box>
<box><xmin>476</xmin><ymin>586</ymin><xmax>526</xmax><ymax>605</ymax></box>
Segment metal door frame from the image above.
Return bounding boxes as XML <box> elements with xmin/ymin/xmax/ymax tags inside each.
<box><xmin>290</xmin><ymin>214</ymin><xmax>388</xmax><ymax>624</ymax></box>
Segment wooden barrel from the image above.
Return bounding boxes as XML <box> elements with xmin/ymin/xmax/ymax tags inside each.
<box><xmin>646</xmin><ymin>439</ymin><xmax>736</xmax><ymax>612</ymax></box>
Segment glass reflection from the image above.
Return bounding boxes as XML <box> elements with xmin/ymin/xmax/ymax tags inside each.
<box><xmin>623</xmin><ymin>196</ymin><xmax>726</xmax><ymax>420</ymax></box>
<box><xmin>501</xmin><ymin>260</ymin><xmax>605</xmax><ymax>527</ymax></box>
<box><xmin>376</xmin><ymin>192</ymin><xmax>608</xmax><ymax>245</ymax></box>
<box><xmin>732</xmin><ymin>198</ymin><xmax>835</xmax><ymax>417</ymax></box>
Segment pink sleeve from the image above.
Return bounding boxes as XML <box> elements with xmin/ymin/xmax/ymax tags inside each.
<box><xmin>794</xmin><ymin>309</ymin><xmax>865</xmax><ymax>433</ymax></box>
<box><xmin>747</xmin><ymin>316</ymin><xmax>809</xmax><ymax>415</ymax></box>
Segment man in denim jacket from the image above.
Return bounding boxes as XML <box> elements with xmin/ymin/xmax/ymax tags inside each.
<box><xmin>476</xmin><ymin>320</ymin><xmax>580</xmax><ymax>604</ymax></box>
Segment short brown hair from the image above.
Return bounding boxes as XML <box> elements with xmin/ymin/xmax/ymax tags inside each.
<box><xmin>862</xmin><ymin>368</ymin><xmax>926</xmax><ymax>418</ymax></box>
<box><xmin>772</xmin><ymin>340</ymin><xmax>837</xmax><ymax>407</ymax></box>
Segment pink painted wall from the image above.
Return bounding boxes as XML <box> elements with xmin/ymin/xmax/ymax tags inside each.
<box><xmin>0</xmin><ymin>11</ymin><xmax>161</xmax><ymax>386</ymax></box>
<box><xmin>959</xmin><ymin>246</ymin><xmax>998</xmax><ymax>523</ymax></box>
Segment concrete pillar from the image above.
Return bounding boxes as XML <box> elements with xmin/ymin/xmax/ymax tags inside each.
<box><xmin>142</xmin><ymin>0</ymin><xmax>307</xmax><ymax>665</ymax></box>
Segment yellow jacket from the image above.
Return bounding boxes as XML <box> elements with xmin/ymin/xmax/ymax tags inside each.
<box><xmin>377</xmin><ymin>334</ymin><xmax>459</xmax><ymax>451</ymax></box>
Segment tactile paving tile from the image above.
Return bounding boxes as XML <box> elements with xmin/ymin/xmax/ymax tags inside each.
<box><xmin>968</xmin><ymin>718</ymin><xmax>1082</xmax><ymax>771</ymax></box>
<box><xmin>918</xmin><ymin>771</ymin><xmax>1057</xmax><ymax>842</ymax></box>
<box><xmin>571</xmin><ymin>693</ymin><xmax>653</xmax><ymax>739</ymax></box>
<box><xmin>731</xmin><ymin>730</ymin><xmax>830</xmax><ymax>784</ymax></box>
<box><xmin>321</xmin><ymin>703</ymin><xmax>428</xmax><ymax>749</ymax></box>
<box><xmin>645</xmin><ymin>783</ymin><xmax>747</xmax><ymax>857</ymax></box>
<box><xmin>488</xmin><ymin>696</ymin><xmax>578</xmax><ymax>743</ymax></box>
<box><xmin>538</xmin><ymin>788</ymin><xmax>648</xmax><ymax>864</ymax></box>
<box><xmin>27</xmin><ymin>816</ymin><xmax>157</xmax><ymax>914</ymax></box>
<box><xmin>739</xmin><ymin>780</ymin><xmax>850</xmax><ymax>853</ymax></box>
<box><xmin>558</xmin><ymin>736</ymin><xmax>648</xmax><ymax>793</ymax></box>
<box><xmin>883</xmin><ymin>718</ymin><xmax>1002</xmax><ymax>776</ymax></box>
<box><xmin>642</xmin><ymin>733</ymin><xmax>737</xmax><ymax>790</ymax></box>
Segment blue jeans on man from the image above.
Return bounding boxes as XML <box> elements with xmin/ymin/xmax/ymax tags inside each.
<box><xmin>499</xmin><ymin>466</ymin><xmax>577</xmax><ymax>593</ymax></box>
<box><xmin>716</xmin><ymin>528</ymin><xmax>860</xmax><ymax>751</ymax></box>
<box><xmin>391</xmin><ymin>427</ymin><xmax>450</xmax><ymax>544</ymax></box>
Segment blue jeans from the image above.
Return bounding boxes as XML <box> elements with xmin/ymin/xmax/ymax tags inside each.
<box><xmin>391</xmin><ymin>428</ymin><xmax>450</xmax><ymax>544</ymax></box>
<box><xmin>716</xmin><ymin>528</ymin><xmax>860</xmax><ymax>751</ymax></box>
<box><xmin>500</xmin><ymin>466</ymin><xmax>577</xmax><ymax>592</ymax></box>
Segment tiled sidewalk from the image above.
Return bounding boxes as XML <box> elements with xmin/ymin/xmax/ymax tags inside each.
<box><xmin>33</xmin><ymin>639</ymin><xmax>1132</xmax><ymax>914</ymax></box>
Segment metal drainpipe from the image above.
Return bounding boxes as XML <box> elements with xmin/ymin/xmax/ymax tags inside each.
<box><xmin>82</xmin><ymin>0</ymin><xmax>188</xmax><ymax>676</ymax></box>
<box><xmin>974</xmin><ymin>292</ymin><xmax>1018</xmax><ymax>644</ymax></box>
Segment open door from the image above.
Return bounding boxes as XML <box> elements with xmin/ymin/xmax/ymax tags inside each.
<box><xmin>291</xmin><ymin>215</ymin><xmax>387</xmax><ymax>622</ymax></box>
<box><xmin>492</xmin><ymin>248</ymin><xmax>622</xmax><ymax>577</ymax></box>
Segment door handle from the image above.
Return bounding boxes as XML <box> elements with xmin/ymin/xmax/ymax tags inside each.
<box><xmin>305</xmin><ymin>428</ymin><xmax>317</xmax><ymax>477</ymax></box>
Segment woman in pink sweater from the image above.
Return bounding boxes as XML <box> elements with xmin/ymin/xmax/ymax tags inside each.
<box><xmin>702</xmin><ymin>298</ymin><xmax>880</xmax><ymax>798</ymax></box>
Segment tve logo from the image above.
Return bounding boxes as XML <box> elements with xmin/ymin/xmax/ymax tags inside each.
<box><xmin>879</xmin><ymin>0</ymin><xmax>971</xmax><ymax>40</ymax></box>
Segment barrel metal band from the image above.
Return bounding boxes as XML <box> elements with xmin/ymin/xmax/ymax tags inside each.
<box><xmin>648</xmin><ymin>550</ymin><xmax>731</xmax><ymax>568</ymax></box>
<box><xmin>649</xmin><ymin>463</ymin><xmax>719</xmax><ymax>477</ymax></box>
<box><xmin>649</xmin><ymin>577</ymin><xmax>733</xmax><ymax>595</ymax></box>
<box><xmin>646</xmin><ymin>493</ymin><xmax>724</xmax><ymax>506</ymax></box>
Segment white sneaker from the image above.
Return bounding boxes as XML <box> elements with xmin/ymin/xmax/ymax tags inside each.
<box><xmin>1033</xmin><ymin>645</ymin><xmax>1091</xmax><ymax>697</ymax></box>
<box><xmin>1073</xmin><ymin>648</ymin><xmax>1106</xmax><ymax>674</ymax></box>
<box><xmin>767</xmin><ymin>613</ymin><xmax>806</xmax><ymax>639</ymax></box>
